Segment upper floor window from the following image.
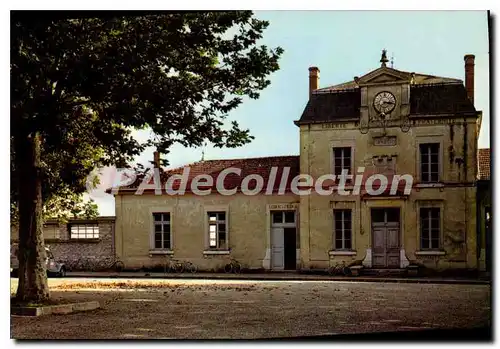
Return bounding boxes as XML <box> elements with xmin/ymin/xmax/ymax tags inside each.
<box><xmin>333</xmin><ymin>147</ymin><xmax>352</xmax><ymax>176</ymax></box>
<box><xmin>420</xmin><ymin>143</ymin><xmax>440</xmax><ymax>183</ymax></box>
<box><xmin>70</xmin><ymin>224</ymin><xmax>99</xmax><ymax>239</ymax></box>
<box><xmin>43</xmin><ymin>224</ymin><xmax>61</xmax><ymax>240</ymax></box>
<box><xmin>208</xmin><ymin>212</ymin><xmax>227</xmax><ymax>249</ymax></box>
<box><xmin>153</xmin><ymin>213</ymin><xmax>171</xmax><ymax>249</ymax></box>
<box><xmin>334</xmin><ymin>209</ymin><xmax>352</xmax><ymax>250</ymax></box>
<box><xmin>420</xmin><ymin>207</ymin><xmax>440</xmax><ymax>250</ymax></box>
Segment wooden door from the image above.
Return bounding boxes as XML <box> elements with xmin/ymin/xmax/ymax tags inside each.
<box><xmin>372</xmin><ymin>225</ymin><xmax>387</xmax><ymax>267</ymax></box>
<box><xmin>386</xmin><ymin>225</ymin><xmax>400</xmax><ymax>268</ymax></box>
<box><xmin>371</xmin><ymin>208</ymin><xmax>401</xmax><ymax>268</ymax></box>
<box><xmin>271</xmin><ymin>227</ymin><xmax>284</xmax><ymax>270</ymax></box>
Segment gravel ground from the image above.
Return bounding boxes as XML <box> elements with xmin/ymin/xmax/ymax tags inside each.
<box><xmin>10</xmin><ymin>278</ymin><xmax>491</xmax><ymax>339</ymax></box>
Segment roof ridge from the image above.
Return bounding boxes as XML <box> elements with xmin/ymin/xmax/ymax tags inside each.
<box><xmin>313</xmin><ymin>88</ymin><xmax>359</xmax><ymax>94</ymax></box>
<box><xmin>194</xmin><ymin>154</ymin><xmax>299</xmax><ymax>162</ymax></box>
<box><xmin>412</xmin><ymin>81</ymin><xmax>464</xmax><ymax>87</ymax></box>
<box><xmin>165</xmin><ymin>154</ymin><xmax>300</xmax><ymax>172</ymax></box>
<box><xmin>317</xmin><ymin>68</ymin><xmax>463</xmax><ymax>92</ymax></box>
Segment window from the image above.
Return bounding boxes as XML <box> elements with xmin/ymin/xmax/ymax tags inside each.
<box><xmin>284</xmin><ymin>211</ymin><xmax>295</xmax><ymax>224</ymax></box>
<box><xmin>371</xmin><ymin>208</ymin><xmax>385</xmax><ymax>223</ymax></box>
<box><xmin>372</xmin><ymin>208</ymin><xmax>400</xmax><ymax>223</ymax></box>
<box><xmin>272</xmin><ymin>211</ymin><xmax>295</xmax><ymax>224</ymax></box>
<box><xmin>333</xmin><ymin>147</ymin><xmax>352</xmax><ymax>176</ymax></box>
<box><xmin>70</xmin><ymin>224</ymin><xmax>99</xmax><ymax>239</ymax></box>
<box><xmin>43</xmin><ymin>224</ymin><xmax>61</xmax><ymax>240</ymax></box>
<box><xmin>334</xmin><ymin>209</ymin><xmax>352</xmax><ymax>250</ymax></box>
<box><xmin>420</xmin><ymin>143</ymin><xmax>440</xmax><ymax>182</ymax></box>
<box><xmin>272</xmin><ymin>212</ymin><xmax>283</xmax><ymax>224</ymax></box>
<box><xmin>208</xmin><ymin>212</ymin><xmax>227</xmax><ymax>249</ymax></box>
<box><xmin>153</xmin><ymin>213</ymin><xmax>171</xmax><ymax>249</ymax></box>
<box><xmin>420</xmin><ymin>208</ymin><xmax>440</xmax><ymax>249</ymax></box>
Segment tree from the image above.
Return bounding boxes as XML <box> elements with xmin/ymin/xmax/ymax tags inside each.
<box><xmin>11</xmin><ymin>12</ymin><xmax>283</xmax><ymax>302</ymax></box>
<box><xmin>11</xmin><ymin>191</ymin><xmax>99</xmax><ymax>225</ymax></box>
<box><xmin>11</xmin><ymin>130</ymin><xmax>101</xmax><ymax>225</ymax></box>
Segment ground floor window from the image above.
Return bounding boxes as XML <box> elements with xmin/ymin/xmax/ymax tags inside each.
<box><xmin>334</xmin><ymin>209</ymin><xmax>352</xmax><ymax>250</ymax></box>
<box><xmin>70</xmin><ymin>224</ymin><xmax>99</xmax><ymax>239</ymax></box>
<box><xmin>153</xmin><ymin>213</ymin><xmax>171</xmax><ymax>249</ymax></box>
<box><xmin>208</xmin><ymin>212</ymin><xmax>227</xmax><ymax>249</ymax></box>
<box><xmin>420</xmin><ymin>207</ymin><xmax>440</xmax><ymax>249</ymax></box>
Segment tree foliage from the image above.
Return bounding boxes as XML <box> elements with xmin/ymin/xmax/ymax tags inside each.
<box><xmin>11</xmin><ymin>12</ymin><xmax>283</xmax><ymax>302</ymax></box>
<box><xmin>10</xmin><ymin>192</ymin><xmax>99</xmax><ymax>225</ymax></box>
<box><xmin>12</xmin><ymin>12</ymin><xmax>283</xmax><ymax>165</ymax></box>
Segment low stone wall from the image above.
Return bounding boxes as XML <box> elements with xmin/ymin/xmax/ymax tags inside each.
<box><xmin>11</xmin><ymin>217</ymin><xmax>116</xmax><ymax>271</ymax></box>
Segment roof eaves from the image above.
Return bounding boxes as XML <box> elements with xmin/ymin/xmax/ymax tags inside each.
<box><xmin>312</xmin><ymin>87</ymin><xmax>359</xmax><ymax>94</ymax></box>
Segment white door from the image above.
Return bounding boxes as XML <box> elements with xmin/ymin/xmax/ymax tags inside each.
<box><xmin>271</xmin><ymin>227</ymin><xmax>284</xmax><ymax>270</ymax></box>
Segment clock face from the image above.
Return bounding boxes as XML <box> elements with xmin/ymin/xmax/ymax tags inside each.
<box><xmin>373</xmin><ymin>91</ymin><xmax>396</xmax><ymax>114</ymax></box>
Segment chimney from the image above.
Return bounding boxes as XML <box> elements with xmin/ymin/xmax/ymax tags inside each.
<box><xmin>309</xmin><ymin>66</ymin><xmax>320</xmax><ymax>98</ymax></box>
<box><xmin>464</xmin><ymin>54</ymin><xmax>475</xmax><ymax>105</ymax></box>
<box><xmin>153</xmin><ymin>151</ymin><xmax>160</xmax><ymax>168</ymax></box>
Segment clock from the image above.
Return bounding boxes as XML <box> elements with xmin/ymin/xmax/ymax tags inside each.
<box><xmin>373</xmin><ymin>91</ymin><xmax>396</xmax><ymax>115</ymax></box>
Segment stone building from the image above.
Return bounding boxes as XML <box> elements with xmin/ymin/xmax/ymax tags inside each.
<box><xmin>113</xmin><ymin>51</ymin><xmax>484</xmax><ymax>273</ymax></box>
<box><xmin>11</xmin><ymin>217</ymin><xmax>116</xmax><ymax>270</ymax></box>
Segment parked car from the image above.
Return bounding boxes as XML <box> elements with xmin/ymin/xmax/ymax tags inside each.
<box><xmin>10</xmin><ymin>244</ymin><xmax>66</xmax><ymax>277</ymax></box>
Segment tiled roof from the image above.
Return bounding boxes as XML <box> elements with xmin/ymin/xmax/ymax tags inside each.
<box><xmin>316</xmin><ymin>80</ymin><xmax>359</xmax><ymax>92</ymax></box>
<box><xmin>298</xmin><ymin>90</ymin><xmax>361</xmax><ymax>123</ymax></box>
<box><xmin>299</xmin><ymin>64</ymin><xmax>475</xmax><ymax>124</ymax></box>
<box><xmin>315</xmin><ymin>69</ymin><xmax>462</xmax><ymax>93</ymax></box>
<box><xmin>410</xmin><ymin>83</ymin><xmax>476</xmax><ymax>115</ymax></box>
<box><xmin>116</xmin><ymin>155</ymin><xmax>300</xmax><ymax>194</ymax></box>
<box><xmin>298</xmin><ymin>82</ymin><xmax>475</xmax><ymax>124</ymax></box>
<box><xmin>478</xmin><ymin>148</ymin><xmax>490</xmax><ymax>180</ymax></box>
<box><xmin>410</xmin><ymin>73</ymin><xmax>462</xmax><ymax>85</ymax></box>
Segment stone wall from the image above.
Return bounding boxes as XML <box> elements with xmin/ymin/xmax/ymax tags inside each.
<box><xmin>11</xmin><ymin>217</ymin><xmax>116</xmax><ymax>271</ymax></box>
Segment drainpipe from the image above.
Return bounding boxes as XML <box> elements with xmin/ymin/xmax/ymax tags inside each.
<box><xmin>476</xmin><ymin>184</ymin><xmax>481</xmax><ymax>271</ymax></box>
<box><xmin>463</xmin><ymin>118</ymin><xmax>468</xmax><ymax>269</ymax></box>
<box><xmin>308</xmin><ymin>124</ymin><xmax>312</xmax><ymax>268</ymax></box>
<box><xmin>121</xmin><ymin>195</ymin><xmax>124</xmax><ymax>260</ymax></box>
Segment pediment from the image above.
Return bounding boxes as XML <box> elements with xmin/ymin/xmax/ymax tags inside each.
<box><xmin>357</xmin><ymin>67</ymin><xmax>410</xmax><ymax>85</ymax></box>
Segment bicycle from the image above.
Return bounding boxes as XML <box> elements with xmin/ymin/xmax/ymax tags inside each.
<box><xmin>180</xmin><ymin>261</ymin><xmax>197</xmax><ymax>273</ymax></box>
<box><xmin>97</xmin><ymin>257</ymin><xmax>125</xmax><ymax>272</ymax></box>
<box><xmin>224</xmin><ymin>258</ymin><xmax>242</xmax><ymax>274</ymax></box>
<box><xmin>163</xmin><ymin>256</ymin><xmax>184</xmax><ymax>273</ymax></box>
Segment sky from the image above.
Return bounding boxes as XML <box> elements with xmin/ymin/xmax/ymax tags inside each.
<box><xmin>92</xmin><ymin>10</ymin><xmax>490</xmax><ymax>216</ymax></box>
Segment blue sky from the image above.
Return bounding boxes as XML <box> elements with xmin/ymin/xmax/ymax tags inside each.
<box><xmin>93</xmin><ymin>10</ymin><xmax>490</xmax><ymax>216</ymax></box>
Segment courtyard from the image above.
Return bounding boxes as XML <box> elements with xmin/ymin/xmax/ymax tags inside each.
<box><xmin>10</xmin><ymin>278</ymin><xmax>491</xmax><ymax>339</ymax></box>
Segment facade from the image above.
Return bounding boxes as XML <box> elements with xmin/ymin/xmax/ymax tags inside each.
<box><xmin>113</xmin><ymin>51</ymin><xmax>483</xmax><ymax>273</ymax></box>
<box><xmin>114</xmin><ymin>157</ymin><xmax>301</xmax><ymax>271</ymax></box>
<box><xmin>11</xmin><ymin>217</ymin><xmax>116</xmax><ymax>270</ymax></box>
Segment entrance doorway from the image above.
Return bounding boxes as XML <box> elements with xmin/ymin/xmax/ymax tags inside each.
<box><xmin>271</xmin><ymin>211</ymin><xmax>297</xmax><ymax>270</ymax></box>
<box><xmin>371</xmin><ymin>208</ymin><xmax>401</xmax><ymax>268</ymax></box>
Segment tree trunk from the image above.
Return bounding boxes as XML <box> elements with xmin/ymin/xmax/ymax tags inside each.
<box><xmin>15</xmin><ymin>132</ymin><xmax>50</xmax><ymax>303</ymax></box>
